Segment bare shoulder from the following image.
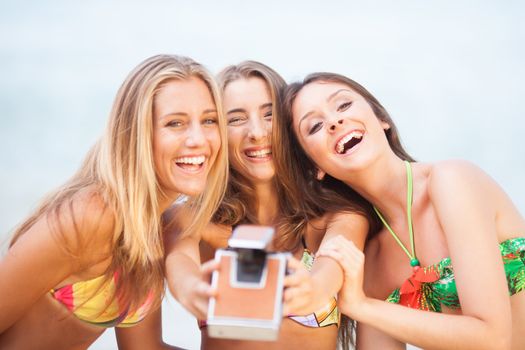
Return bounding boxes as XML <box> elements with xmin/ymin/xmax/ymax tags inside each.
<box><xmin>427</xmin><ymin>160</ymin><xmax>498</xmax><ymax>200</ymax></box>
<box><xmin>69</xmin><ymin>187</ymin><xmax>115</xmax><ymax>236</ymax></box>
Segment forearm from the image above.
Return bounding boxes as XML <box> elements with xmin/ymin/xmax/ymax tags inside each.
<box><xmin>309</xmin><ymin>256</ymin><xmax>344</xmax><ymax>310</ymax></box>
<box><xmin>352</xmin><ymin>297</ymin><xmax>510</xmax><ymax>350</ymax></box>
<box><xmin>165</xmin><ymin>253</ymin><xmax>201</xmax><ymax>302</ymax></box>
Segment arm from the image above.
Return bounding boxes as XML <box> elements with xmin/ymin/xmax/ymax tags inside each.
<box><xmin>356</xmin><ymin>323</ymin><xmax>405</xmax><ymax>350</ymax></box>
<box><xmin>163</xmin><ymin>207</ymin><xmax>218</xmax><ymax>320</ymax></box>
<box><xmin>115</xmin><ymin>306</ymin><xmax>184</xmax><ymax>350</ymax></box>
<box><xmin>0</xmin><ymin>191</ymin><xmax>113</xmax><ymax>333</ymax></box>
<box><xmin>319</xmin><ymin>162</ymin><xmax>512</xmax><ymax>350</ymax></box>
<box><xmin>283</xmin><ymin>212</ymin><xmax>368</xmax><ymax>315</ymax></box>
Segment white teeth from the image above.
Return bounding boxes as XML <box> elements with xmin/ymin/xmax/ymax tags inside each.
<box><xmin>336</xmin><ymin>131</ymin><xmax>363</xmax><ymax>154</ymax></box>
<box><xmin>245</xmin><ymin>148</ymin><xmax>271</xmax><ymax>158</ymax></box>
<box><xmin>175</xmin><ymin>155</ymin><xmax>205</xmax><ymax>165</ymax></box>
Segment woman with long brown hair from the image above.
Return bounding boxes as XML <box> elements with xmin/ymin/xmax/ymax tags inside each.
<box><xmin>0</xmin><ymin>54</ymin><xmax>228</xmax><ymax>349</ymax></box>
<box><xmin>281</xmin><ymin>72</ymin><xmax>525</xmax><ymax>349</ymax></box>
<box><xmin>165</xmin><ymin>61</ymin><xmax>375</xmax><ymax>350</ymax></box>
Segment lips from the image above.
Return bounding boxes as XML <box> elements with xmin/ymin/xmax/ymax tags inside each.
<box><xmin>335</xmin><ymin>130</ymin><xmax>364</xmax><ymax>154</ymax></box>
<box><xmin>244</xmin><ymin>146</ymin><xmax>272</xmax><ymax>160</ymax></box>
<box><xmin>174</xmin><ymin>155</ymin><xmax>206</xmax><ymax>172</ymax></box>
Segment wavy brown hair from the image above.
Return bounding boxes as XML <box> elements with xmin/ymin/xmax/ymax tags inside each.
<box><xmin>276</xmin><ymin>72</ymin><xmax>416</xmax><ymax>241</ymax></box>
<box><xmin>10</xmin><ymin>54</ymin><xmax>228</xmax><ymax>314</ymax></box>
<box><xmin>275</xmin><ymin>72</ymin><xmax>418</xmax><ymax>348</ymax></box>
<box><xmin>212</xmin><ymin>61</ymin><xmax>286</xmax><ymax>228</ymax></box>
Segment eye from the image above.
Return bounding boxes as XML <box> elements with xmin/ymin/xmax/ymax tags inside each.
<box><xmin>203</xmin><ymin>117</ymin><xmax>218</xmax><ymax>125</ymax></box>
<box><xmin>263</xmin><ymin>111</ymin><xmax>273</xmax><ymax>122</ymax></box>
<box><xmin>166</xmin><ymin>120</ymin><xmax>183</xmax><ymax>127</ymax></box>
<box><xmin>308</xmin><ymin>121</ymin><xmax>323</xmax><ymax>135</ymax></box>
<box><xmin>227</xmin><ymin>115</ymin><xmax>247</xmax><ymax>126</ymax></box>
<box><xmin>337</xmin><ymin>101</ymin><xmax>353</xmax><ymax>112</ymax></box>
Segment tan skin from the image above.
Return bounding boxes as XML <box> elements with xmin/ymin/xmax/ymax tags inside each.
<box><xmin>293</xmin><ymin>81</ymin><xmax>525</xmax><ymax>349</ymax></box>
<box><xmin>165</xmin><ymin>77</ymin><xmax>368</xmax><ymax>350</ymax></box>
<box><xmin>0</xmin><ymin>77</ymin><xmax>220</xmax><ymax>350</ymax></box>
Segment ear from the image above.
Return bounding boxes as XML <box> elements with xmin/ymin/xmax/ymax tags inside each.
<box><xmin>381</xmin><ymin>120</ymin><xmax>391</xmax><ymax>130</ymax></box>
<box><xmin>316</xmin><ymin>169</ymin><xmax>326</xmax><ymax>181</ymax></box>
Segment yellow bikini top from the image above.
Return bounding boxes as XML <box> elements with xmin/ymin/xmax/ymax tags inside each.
<box><xmin>51</xmin><ymin>272</ymin><xmax>153</xmax><ymax>328</ymax></box>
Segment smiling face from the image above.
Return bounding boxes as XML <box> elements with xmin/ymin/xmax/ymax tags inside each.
<box><xmin>152</xmin><ymin>76</ymin><xmax>221</xmax><ymax>198</ymax></box>
<box><xmin>292</xmin><ymin>81</ymin><xmax>391</xmax><ymax>179</ymax></box>
<box><xmin>223</xmin><ymin>77</ymin><xmax>274</xmax><ymax>184</ymax></box>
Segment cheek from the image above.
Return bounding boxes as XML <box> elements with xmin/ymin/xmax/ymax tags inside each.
<box><xmin>152</xmin><ymin>131</ymin><xmax>166</xmax><ymax>169</ymax></box>
<box><xmin>226</xmin><ymin>128</ymin><xmax>243</xmax><ymax>154</ymax></box>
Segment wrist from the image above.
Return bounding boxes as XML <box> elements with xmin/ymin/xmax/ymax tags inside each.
<box><xmin>340</xmin><ymin>294</ymin><xmax>370</xmax><ymax>321</ymax></box>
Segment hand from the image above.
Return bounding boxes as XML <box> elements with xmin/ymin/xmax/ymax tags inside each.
<box><xmin>316</xmin><ymin>235</ymin><xmax>366</xmax><ymax>317</ymax></box>
<box><xmin>282</xmin><ymin>256</ymin><xmax>315</xmax><ymax>316</ymax></box>
<box><xmin>178</xmin><ymin>259</ymin><xmax>218</xmax><ymax>320</ymax></box>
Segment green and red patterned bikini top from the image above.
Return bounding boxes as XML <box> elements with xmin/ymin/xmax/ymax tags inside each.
<box><xmin>385</xmin><ymin>237</ymin><xmax>525</xmax><ymax>312</ymax></box>
<box><xmin>374</xmin><ymin>161</ymin><xmax>525</xmax><ymax>311</ymax></box>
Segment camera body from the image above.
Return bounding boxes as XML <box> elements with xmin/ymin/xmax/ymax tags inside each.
<box><xmin>206</xmin><ymin>225</ymin><xmax>289</xmax><ymax>341</ymax></box>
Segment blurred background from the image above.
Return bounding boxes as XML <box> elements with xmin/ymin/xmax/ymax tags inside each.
<box><xmin>1</xmin><ymin>1</ymin><xmax>524</xmax><ymax>349</ymax></box>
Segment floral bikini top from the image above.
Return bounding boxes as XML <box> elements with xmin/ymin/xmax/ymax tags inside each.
<box><xmin>288</xmin><ymin>244</ymin><xmax>340</xmax><ymax>328</ymax></box>
<box><xmin>385</xmin><ymin>237</ymin><xmax>525</xmax><ymax>311</ymax></box>
<box><xmin>51</xmin><ymin>272</ymin><xmax>154</xmax><ymax>328</ymax></box>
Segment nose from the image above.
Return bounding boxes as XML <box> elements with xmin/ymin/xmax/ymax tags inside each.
<box><xmin>247</xmin><ymin>117</ymin><xmax>269</xmax><ymax>141</ymax></box>
<box><xmin>185</xmin><ymin>122</ymin><xmax>206</xmax><ymax>148</ymax></box>
<box><xmin>328</xmin><ymin>118</ymin><xmax>344</xmax><ymax>132</ymax></box>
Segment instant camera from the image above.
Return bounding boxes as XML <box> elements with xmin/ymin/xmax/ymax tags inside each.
<box><xmin>206</xmin><ymin>225</ymin><xmax>289</xmax><ymax>341</ymax></box>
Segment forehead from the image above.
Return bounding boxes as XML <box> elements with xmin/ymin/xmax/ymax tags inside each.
<box><xmin>155</xmin><ymin>76</ymin><xmax>215</xmax><ymax>110</ymax></box>
<box><xmin>293</xmin><ymin>81</ymin><xmax>358</xmax><ymax>114</ymax></box>
<box><xmin>223</xmin><ymin>77</ymin><xmax>271</xmax><ymax>108</ymax></box>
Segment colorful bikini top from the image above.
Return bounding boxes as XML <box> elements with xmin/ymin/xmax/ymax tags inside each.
<box><xmin>385</xmin><ymin>236</ymin><xmax>525</xmax><ymax>311</ymax></box>
<box><xmin>375</xmin><ymin>161</ymin><xmax>525</xmax><ymax>311</ymax></box>
<box><xmin>287</xmin><ymin>238</ymin><xmax>340</xmax><ymax>328</ymax></box>
<box><xmin>51</xmin><ymin>272</ymin><xmax>154</xmax><ymax>328</ymax></box>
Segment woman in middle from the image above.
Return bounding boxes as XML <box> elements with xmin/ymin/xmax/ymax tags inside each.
<box><xmin>164</xmin><ymin>61</ymin><xmax>376</xmax><ymax>350</ymax></box>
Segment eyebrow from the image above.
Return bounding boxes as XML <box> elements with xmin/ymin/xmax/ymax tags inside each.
<box><xmin>226</xmin><ymin>108</ymin><xmax>246</xmax><ymax>115</ymax></box>
<box><xmin>259</xmin><ymin>102</ymin><xmax>272</xmax><ymax>110</ymax></box>
<box><xmin>161</xmin><ymin>109</ymin><xmax>217</xmax><ymax>119</ymax></box>
<box><xmin>327</xmin><ymin>88</ymin><xmax>353</xmax><ymax>102</ymax></box>
<box><xmin>299</xmin><ymin>89</ymin><xmax>353</xmax><ymax>125</ymax></box>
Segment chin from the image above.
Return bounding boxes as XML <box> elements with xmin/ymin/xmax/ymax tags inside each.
<box><xmin>175</xmin><ymin>182</ymin><xmax>206</xmax><ymax>197</ymax></box>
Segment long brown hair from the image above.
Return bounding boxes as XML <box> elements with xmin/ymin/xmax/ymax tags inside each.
<box><xmin>10</xmin><ymin>54</ymin><xmax>228</xmax><ymax>313</ymax></box>
<box><xmin>212</xmin><ymin>61</ymin><xmax>286</xmax><ymax>228</ymax></box>
<box><xmin>276</xmin><ymin>72</ymin><xmax>416</xmax><ymax>241</ymax></box>
<box><xmin>275</xmin><ymin>72</ymin><xmax>416</xmax><ymax>348</ymax></box>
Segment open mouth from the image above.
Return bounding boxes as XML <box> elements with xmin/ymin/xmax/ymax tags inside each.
<box><xmin>244</xmin><ymin>147</ymin><xmax>272</xmax><ymax>159</ymax></box>
<box><xmin>175</xmin><ymin>155</ymin><xmax>205</xmax><ymax>171</ymax></box>
<box><xmin>335</xmin><ymin>130</ymin><xmax>363</xmax><ymax>154</ymax></box>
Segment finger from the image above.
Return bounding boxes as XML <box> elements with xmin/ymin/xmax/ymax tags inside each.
<box><xmin>316</xmin><ymin>250</ymin><xmax>345</xmax><ymax>267</ymax></box>
<box><xmin>201</xmin><ymin>259</ymin><xmax>220</xmax><ymax>277</ymax></box>
<box><xmin>282</xmin><ymin>287</ymin><xmax>308</xmax><ymax>314</ymax></box>
<box><xmin>283</xmin><ymin>266</ymin><xmax>308</xmax><ymax>288</ymax></box>
<box><xmin>286</xmin><ymin>256</ymin><xmax>303</xmax><ymax>271</ymax></box>
<box><xmin>194</xmin><ymin>281</ymin><xmax>216</xmax><ymax>298</ymax></box>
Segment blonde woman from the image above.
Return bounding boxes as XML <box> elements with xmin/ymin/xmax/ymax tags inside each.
<box><xmin>164</xmin><ymin>61</ymin><xmax>374</xmax><ymax>350</ymax></box>
<box><xmin>0</xmin><ymin>54</ymin><xmax>228</xmax><ymax>350</ymax></box>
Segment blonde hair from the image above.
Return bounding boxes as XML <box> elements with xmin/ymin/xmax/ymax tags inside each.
<box><xmin>11</xmin><ymin>54</ymin><xmax>228</xmax><ymax>312</ymax></box>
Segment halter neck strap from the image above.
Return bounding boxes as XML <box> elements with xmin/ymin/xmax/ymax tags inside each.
<box><xmin>373</xmin><ymin>161</ymin><xmax>418</xmax><ymax>265</ymax></box>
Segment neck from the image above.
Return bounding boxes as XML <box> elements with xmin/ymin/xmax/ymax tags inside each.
<box><xmin>253</xmin><ymin>180</ymin><xmax>278</xmax><ymax>225</ymax></box>
<box><xmin>344</xmin><ymin>155</ymin><xmax>410</xmax><ymax>222</ymax></box>
<box><xmin>158</xmin><ymin>190</ymin><xmax>180</xmax><ymax>213</ymax></box>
